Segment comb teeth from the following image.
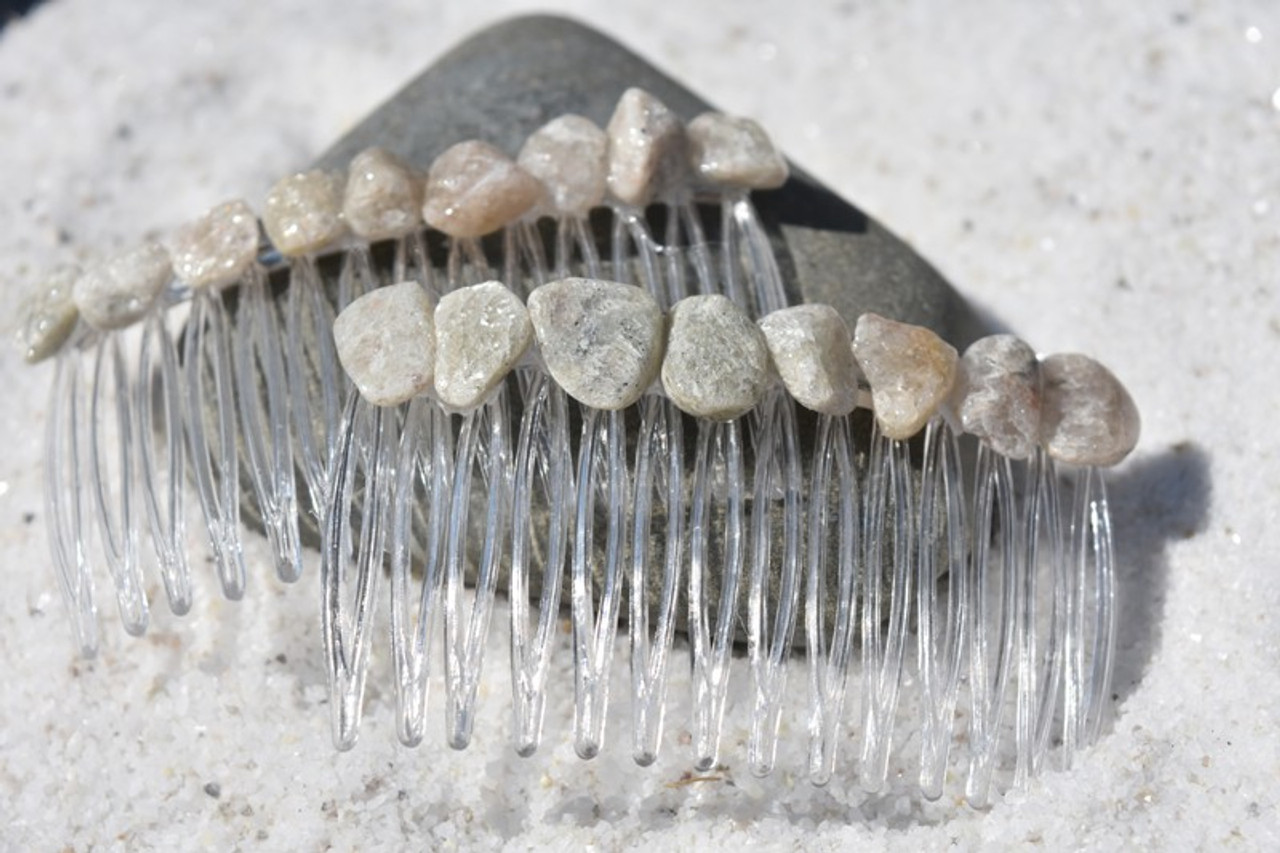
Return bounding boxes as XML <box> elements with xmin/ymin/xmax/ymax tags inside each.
<box><xmin>41</xmin><ymin>183</ymin><xmax>1119</xmax><ymax>805</ymax></box>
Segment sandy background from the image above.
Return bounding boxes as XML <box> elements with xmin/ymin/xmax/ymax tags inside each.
<box><xmin>0</xmin><ymin>1</ymin><xmax>1276</xmax><ymax>849</ymax></box>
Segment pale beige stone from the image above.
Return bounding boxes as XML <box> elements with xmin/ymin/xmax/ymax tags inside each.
<box><xmin>686</xmin><ymin>112</ymin><xmax>789</xmax><ymax>190</ymax></box>
<box><xmin>1040</xmin><ymin>353</ymin><xmax>1140</xmax><ymax>467</ymax></box>
<box><xmin>343</xmin><ymin>147</ymin><xmax>424</xmax><ymax>240</ymax></box>
<box><xmin>952</xmin><ymin>334</ymin><xmax>1042</xmax><ymax>459</ymax></box>
<box><xmin>73</xmin><ymin>242</ymin><xmax>171</xmax><ymax>331</ymax></box>
<box><xmin>527</xmin><ymin>277</ymin><xmax>664</xmax><ymax>411</ymax></box>
<box><xmin>606</xmin><ymin>88</ymin><xmax>686</xmax><ymax>206</ymax></box>
<box><xmin>663</xmin><ymin>294</ymin><xmax>771</xmax><ymax>420</ymax></box>
<box><xmin>852</xmin><ymin>312</ymin><xmax>958</xmax><ymax>440</ymax></box>
<box><xmin>333</xmin><ymin>281</ymin><xmax>435</xmax><ymax>407</ymax></box>
<box><xmin>168</xmin><ymin>199</ymin><xmax>260</xmax><ymax>289</ymax></box>
<box><xmin>20</xmin><ymin>265</ymin><xmax>80</xmax><ymax>363</ymax></box>
<box><xmin>433</xmin><ymin>280</ymin><xmax>532</xmax><ymax>410</ymax></box>
<box><xmin>517</xmin><ymin>114</ymin><xmax>609</xmax><ymax>216</ymax></box>
<box><xmin>262</xmin><ymin>170</ymin><xmax>347</xmax><ymax>256</ymax></box>
<box><xmin>759</xmin><ymin>304</ymin><xmax>858</xmax><ymax>415</ymax></box>
<box><xmin>422</xmin><ymin>140</ymin><xmax>542</xmax><ymax>238</ymax></box>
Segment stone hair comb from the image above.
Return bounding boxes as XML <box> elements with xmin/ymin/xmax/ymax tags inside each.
<box><xmin>21</xmin><ymin>17</ymin><xmax>1139</xmax><ymax>806</ymax></box>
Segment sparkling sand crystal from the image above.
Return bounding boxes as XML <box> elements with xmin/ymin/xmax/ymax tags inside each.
<box><xmin>686</xmin><ymin>112</ymin><xmax>789</xmax><ymax>190</ymax></box>
<box><xmin>433</xmin><ymin>280</ymin><xmax>532</xmax><ymax>410</ymax></box>
<box><xmin>527</xmin><ymin>277</ymin><xmax>664</xmax><ymax>411</ymax></box>
<box><xmin>342</xmin><ymin>147</ymin><xmax>424</xmax><ymax>240</ymax></box>
<box><xmin>20</xmin><ymin>265</ymin><xmax>80</xmax><ymax>363</ymax></box>
<box><xmin>852</xmin><ymin>312</ymin><xmax>958</xmax><ymax>440</ymax></box>
<box><xmin>73</xmin><ymin>242</ymin><xmax>171</xmax><ymax>331</ymax></box>
<box><xmin>333</xmin><ymin>281</ymin><xmax>436</xmax><ymax>407</ymax></box>
<box><xmin>262</xmin><ymin>170</ymin><xmax>347</xmax><ymax>256</ymax></box>
<box><xmin>168</xmin><ymin>199</ymin><xmax>260</xmax><ymax>289</ymax></box>
<box><xmin>605</xmin><ymin>87</ymin><xmax>686</xmax><ymax>206</ymax></box>
<box><xmin>517</xmin><ymin>115</ymin><xmax>609</xmax><ymax>216</ymax></box>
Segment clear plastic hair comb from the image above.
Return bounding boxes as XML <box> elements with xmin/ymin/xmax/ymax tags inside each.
<box><xmin>21</xmin><ymin>17</ymin><xmax>1140</xmax><ymax>807</ymax></box>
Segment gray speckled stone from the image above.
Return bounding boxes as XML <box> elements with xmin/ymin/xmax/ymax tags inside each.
<box><xmin>1040</xmin><ymin>353</ymin><xmax>1140</xmax><ymax>467</ymax></box>
<box><xmin>853</xmin><ymin>312</ymin><xmax>958</xmax><ymax>440</ymax></box>
<box><xmin>333</xmin><ymin>281</ymin><xmax>436</xmax><ymax>407</ymax></box>
<box><xmin>527</xmin><ymin>277</ymin><xmax>663</xmax><ymax>411</ymax></box>
<box><xmin>20</xmin><ymin>265</ymin><xmax>80</xmax><ymax>363</ymax></box>
<box><xmin>663</xmin><ymin>294</ymin><xmax>771</xmax><ymax>420</ymax></box>
<box><xmin>953</xmin><ymin>334</ymin><xmax>1041</xmax><ymax>459</ymax></box>
<box><xmin>759</xmin><ymin>303</ymin><xmax>858</xmax><ymax>415</ymax></box>
<box><xmin>169</xmin><ymin>199</ymin><xmax>260</xmax><ymax>289</ymax></box>
<box><xmin>73</xmin><ymin>242</ymin><xmax>171</xmax><ymax>331</ymax></box>
<box><xmin>434</xmin><ymin>280</ymin><xmax>532</xmax><ymax>410</ymax></box>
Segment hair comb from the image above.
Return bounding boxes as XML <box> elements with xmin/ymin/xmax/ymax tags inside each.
<box><xmin>20</xmin><ymin>16</ymin><xmax>1141</xmax><ymax>808</ymax></box>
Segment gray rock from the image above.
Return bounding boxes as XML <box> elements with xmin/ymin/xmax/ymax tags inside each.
<box><xmin>517</xmin><ymin>114</ymin><xmax>609</xmax><ymax>216</ymax></box>
<box><xmin>168</xmin><ymin>199</ymin><xmax>260</xmax><ymax>289</ymax></box>
<box><xmin>758</xmin><ymin>303</ymin><xmax>858</xmax><ymax>415</ymax></box>
<box><xmin>852</xmin><ymin>312</ymin><xmax>957</xmax><ymax>440</ymax></box>
<box><xmin>422</xmin><ymin>140</ymin><xmax>542</xmax><ymax>238</ymax></box>
<box><xmin>343</xmin><ymin>148</ymin><xmax>423</xmax><ymax>240</ymax></box>
<box><xmin>663</xmin><ymin>294</ymin><xmax>771</xmax><ymax>420</ymax></box>
<box><xmin>527</xmin><ymin>277</ymin><xmax>664</xmax><ymax>411</ymax></box>
<box><xmin>333</xmin><ymin>281</ymin><xmax>436</xmax><ymax>407</ymax></box>
<box><xmin>952</xmin><ymin>334</ymin><xmax>1041</xmax><ymax>459</ymax></box>
<box><xmin>20</xmin><ymin>264</ymin><xmax>80</xmax><ymax>363</ymax></box>
<box><xmin>433</xmin><ymin>280</ymin><xmax>532</xmax><ymax>410</ymax></box>
<box><xmin>262</xmin><ymin>170</ymin><xmax>347</xmax><ymax>257</ymax></box>
<box><xmin>1040</xmin><ymin>353</ymin><xmax>1140</xmax><ymax>467</ymax></box>
<box><xmin>686</xmin><ymin>112</ymin><xmax>788</xmax><ymax>190</ymax></box>
<box><xmin>73</xmin><ymin>242</ymin><xmax>171</xmax><ymax>331</ymax></box>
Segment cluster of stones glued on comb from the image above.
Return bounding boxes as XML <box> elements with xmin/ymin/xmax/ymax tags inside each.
<box><xmin>27</xmin><ymin>76</ymin><xmax>1139</xmax><ymax>805</ymax></box>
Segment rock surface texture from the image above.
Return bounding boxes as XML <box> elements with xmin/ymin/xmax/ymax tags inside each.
<box><xmin>1040</xmin><ymin>353</ymin><xmax>1140</xmax><ymax>466</ymax></box>
<box><xmin>433</xmin><ymin>280</ymin><xmax>532</xmax><ymax>410</ymax></box>
<box><xmin>262</xmin><ymin>171</ymin><xmax>347</xmax><ymax>256</ymax></box>
<box><xmin>852</xmin><ymin>312</ymin><xmax>958</xmax><ymax>440</ymax></box>
<box><xmin>517</xmin><ymin>115</ymin><xmax>609</xmax><ymax>216</ymax></box>
<box><xmin>663</xmin><ymin>293</ymin><xmax>772</xmax><ymax>420</ymax></box>
<box><xmin>73</xmin><ymin>242</ymin><xmax>171</xmax><ymax>331</ymax></box>
<box><xmin>333</xmin><ymin>281</ymin><xmax>436</xmax><ymax>407</ymax></box>
<box><xmin>342</xmin><ymin>147</ymin><xmax>424</xmax><ymax>240</ymax></box>
<box><xmin>686</xmin><ymin>112</ymin><xmax>789</xmax><ymax>190</ymax></box>
<box><xmin>953</xmin><ymin>334</ymin><xmax>1042</xmax><ymax>459</ymax></box>
<box><xmin>422</xmin><ymin>140</ymin><xmax>542</xmax><ymax>238</ymax></box>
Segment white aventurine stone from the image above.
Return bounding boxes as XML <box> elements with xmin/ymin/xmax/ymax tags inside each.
<box><xmin>422</xmin><ymin>140</ymin><xmax>542</xmax><ymax>238</ymax></box>
<box><xmin>758</xmin><ymin>304</ymin><xmax>858</xmax><ymax>415</ymax></box>
<box><xmin>852</xmin><ymin>312</ymin><xmax>958</xmax><ymax>441</ymax></box>
<box><xmin>20</xmin><ymin>265</ymin><xmax>80</xmax><ymax>363</ymax></box>
<box><xmin>606</xmin><ymin>87</ymin><xmax>686</xmax><ymax>206</ymax></box>
<box><xmin>433</xmin><ymin>280</ymin><xmax>532</xmax><ymax>410</ymax></box>
<box><xmin>333</xmin><ymin>281</ymin><xmax>435</xmax><ymax>407</ymax></box>
<box><xmin>343</xmin><ymin>147</ymin><xmax>423</xmax><ymax>240</ymax></box>
<box><xmin>517</xmin><ymin>114</ymin><xmax>609</xmax><ymax>216</ymax></box>
<box><xmin>952</xmin><ymin>334</ymin><xmax>1042</xmax><ymax>459</ymax></box>
<box><xmin>73</xmin><ymin>242</ymin><xmax>171</xmax><ymax>331</ymax></box>
<box><xmin>686</xmin><ymin>112</ymin><xmax>789</xmax><ymax>190</ymax></box>
<box><xmin>663</xmin><ymin>294</ymin><xmax>771</xmax><ymax>420</ymax></box>
<box><xmin>168</xmin><ymin>199</ymin><xmax>260</xmax><ymax>289</ymax></box>
<box><xmin>262</xmin><ymin>170</ymin><xmax>347</xmax><ymax>256</ymax></box>
<box><xmin>1040</xmin><ymin>353</ymin><xmax>1140</xmax><ymax>467</ymax></box>
<box><xmin>527</xmin><ymin>277</ymin><xmax>664</xmax><ymax>411</ymax></box>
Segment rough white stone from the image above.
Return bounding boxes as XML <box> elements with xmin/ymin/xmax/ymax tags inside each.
<box><xmin>333</xmin><ymin>281</ymin><xmax>435</xmax><ymax>407</ymax></box>
<box><xmin>852</xmin><ymin>312</ymin><xmax>957</xmax><ymax>440</ymax></box>
<box><xmin>343</xmin><ymin>147</ymin><xmax>423</xmax><ymax>240</ymax></box>
<box><xmin>1040</xmin><ymin>353</ymin><xmax>1140</xmax><ymax>466</ymax></box>
<box><xmin>422</xmin><ymin>140</ymin><xmax>542</xmax><ymax>238</ymax></box>
<box><xmin>20</xmin><ymin>265</ymin><xmax>80</xmax><ymax>363</ymax></box>
<box><xmin>433</xmin><ymin>280</ymin><xmax>532</xmax><ymax>410</ymax></box>
<box><xmin>517</xmin><ymin>114</ymin><xmax>609</xmax><ymax>216</ymax></box>
<box><xmin>73</xmin><ymin>242</ymin><xmax>171</xmax><ymax>331</ymax></box>
<box><xmin>605</xmin><ymin>87</ymin><xmax>686</xmax><ymax>206</ymax></box>
<box><xmin>758</xmin><ymin>304</ymin><xmax>858</xmax><ymax>415</ymax></box>
<box><xmin>663</xmin><ymin>294</ymin><xmax>771</xmax><ymax>420</ymax></box>
<box><xmin>686</xmin><ymin>112</ymin><xmax>789</xmax><ymax>190</ymax></box>
<box><xmin>262</xmin><ymin>170</ymin><xmax>347</xmax><ymax>256</ymax></box>
<box><xmin>168</xmin><ymin>199</ymin><xmax>260</xmax><ymax>289</ymax></box>
<box><xmin>527</xmin><ymin>277</ymin><xmax>663</xmax><ymax>411</ymax></box>
<box><xmin>952</xmin><ymin>334</ymin><xmax>1042</xmax><ymax>459</ymax></box>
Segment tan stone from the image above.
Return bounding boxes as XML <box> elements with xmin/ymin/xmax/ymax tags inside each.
<box><xmin>518</xmin><ymin>115</ymin><xmax>609</xmax><ymax>216</ymax></box>
<box><xmin>73</xmin><ymin>242</ymin><xmax>171</xmax><ymax>331</ymax></box>
<box><xmin>168</xmin><ymin>199</ymin><xmax>260</xmax><ymax>289</ymax></box>
<box><xmin>422</xmin><ymin>140</ymin><xmax>542</xmax><ymax>238</ymax></box>
<box><xmin>20</xmin><ymin>265</ymin><xmax>80</xmax><ymax>363</ymax></box>
<box><xmin>262</xmin><ymin>170</ymin><xmax>347</xmax><ymax>256</ymax></box>
<box><xmin>605</xmin><ymin>87</ymin><xmax>686</xmax><ymax>206</ymax></box>
<box><xmin>852</xmin><ymin>312</ymin><xmax>957</xmax><ymax>440</ymax></box>
<box><xmin>433</xmin><ymin>281</ymin><xmax>532</xmax><ymax>410</ymax></box>
<box><xmin>759</xmin><ymin>303</ymin><xmax>858</xmax><ymax>415</ymax></box>
<box><xmin>663</xmin><ymin>294</ymin><xmax>771</xmax><ymax>420</ymax></box>
<box><xmin>333</xmin><ymin>281</ymin><xmax>435</xmax><ymax>407</ymax></box>
<box><xmin>686</xmin><ymin>112</ymin><xmax>788</xmax><ymax>190</ymax></box>
<box><xmin>952</xmin><ymin>334</ymin><xmax>1041</xmax><ymax>459</ymax></box>
<box><xmin>343</xmin><ymin>147</ymin><xmax>423</xmax><ymax>240</ymax></box>
<box><xmin>1040</xmin><ymin>353</ymin><xmax>1140</xmax><ymax>467</ymax></box>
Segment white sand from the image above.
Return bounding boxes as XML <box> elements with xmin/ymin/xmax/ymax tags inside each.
<box><xmin>0</xmin><ymin>1</ymin><xmax>1276</xmax><ymax>849</ymax></box>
